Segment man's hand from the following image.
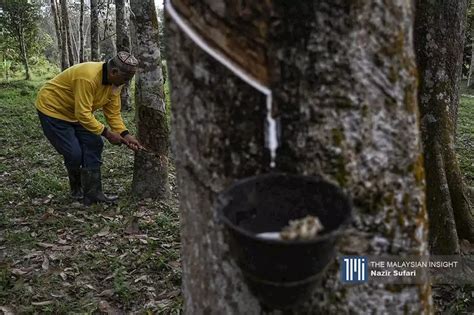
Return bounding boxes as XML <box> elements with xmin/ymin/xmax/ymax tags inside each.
<box><xmin>103</xmin><ymin>129</ymin><xmax>123</xmax><ymax>145</ymax></box>
<box><xmin>122</xmin><ymin>134</ymin><xmax>145</xmax><ymax>151</ymax></box>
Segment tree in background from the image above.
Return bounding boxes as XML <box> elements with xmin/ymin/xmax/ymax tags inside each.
<box><xmin>50</xmin><ymin>0</ymin><xmax>62</xmax><ymax>59</ymax></box>
<box><xmin>130</xmin><ymin>0</ymin><xmax>169</xmax><ymax>199</ymax></box>
<box><xmin>79</xmin><ymin>0</ymin><xmax>85</xmax><ymax>62</ymax></box>
<box><xmin>90</xmin><ymin>0</ymin><xmax>99</xmax><ymax>60</ymax></box>
<box><xmin>115</xmin><ymin>0</ymin><xmax>132</xmax><ymax>111</ymax></box>
<box><xmin>415</xmin><ymin>0</ymin><xmax>474</xmax><ymax>254</ymax></box>
<box><xmin>0</xmin><ymin>0</ymin><xmax>40</xmax><ymax>80</ymax></box>
<box><xmin>167</xmin><ymin>0</ymin><xmax>430</xmax><ymax>312</ymax></box>
<box><xmin>60</xmin><ymin>0</ymin><xmax>75</xmax><ymax>67</ymax></box>
<box><xmin>57</xmin><ymin>0</ymin><xmax>69</xmax><ymax>69</ymax></box>
<box><xmin>98</xmin><ymin>0</ymin><xmax>116</xmax><ymax>60</ymax></box>
<box><xmin>465</xmin><ymin>3</ymin><xmax>474</xmax><ymax>87</ymax></box>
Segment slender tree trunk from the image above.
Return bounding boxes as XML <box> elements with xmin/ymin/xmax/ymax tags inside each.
<box><xmin>467</xmin><ymin>25</ymin><xmax>474</xmax><ymax>88</ymax></box>
<box><xmin>58</xmin><ymin>0</ymin><xmax>69</xmax><ymax>70</ymax></box>
<box><xmin>83</xmin><ymin>17</ymin><xmax>90</xmax><ymax>61</ymax></box>
<box><xmin>468</xmin><ymin>3</ymin><xmax>474</xmax><ymax>89</ymax></box>
<box><xmin>167</xmin><ymin>0</ymin><xmax>431</xmax><ymax>313</ymax></box>
<box><xmin>103</xmin><ymin>0</ymin><xmax>111</xmax><ymax>40</ymax></box>
<box><xmin>115</xmin><ymin>0</ymin><xmax>132</xmax><ymax>111</ymax></box>
<box><xmin>130</xmin><ymin>0</ymin><xmax>169</xmax><ymax>200</ymax></box>
<box><xmin>69</xmin><ymin>21</ymin><xmax>79</xmax><ymax>63</ymax></box>
<box><xmin>90</xmin><ymin>0</ymin><xmax>99</xmax><ymax>61</ymax></box>
<box><xmin>18</xmin><ymin>28</ymin><xmax>30</xmax><ymax>80</ymax></box>
<box><xmin>415</xmin><ymin>0</ymin><xmax>474</xmax><ymax>253</ymax></box>
<box><xmin>79</xmin><ymin>0</ymin><xmax>85</xmax><ymax>62</ymax></box>
<box><xmin>51</xmin><ymin>0</ymin><xmax>62</xmax><ymax>55</ymax></box>
<box><xmin>60</xmin><ymin>0</ymin><xmax>74</xmax><ymax>66</ymax></box>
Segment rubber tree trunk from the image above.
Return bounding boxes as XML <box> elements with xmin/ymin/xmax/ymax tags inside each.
<box><xmin>415</xmin><ymin>0</ymin><xmax>474</xmax><ymax>254</ymax></box>
<box><xmin>468</xmin><ymin>2</ymin><xmax>474</xmax><ymax>89</ymax></box>
<box><xmin>115</xmin><ymin>0</ymin><xmax>132</xmax><ymax>111</ymax></box>
<box><xmin>79</xmin><ymin>0</ymin><xmax>85</xmax><ymax>63</ymax></box>
<box><xmin>467</xmin><ymin>24</ymin><xmax>474</xmax><ymax>88</ymax></box>
<box><xmin>18</xmin><ymin>27</ymin><xmax>30</xmax><ymax>80</ymax></box>
<box><xmin>130</xmin><ymin>0</ymin><xmax>169</xmax><ymax>200</ymax></box>
<box><xmin>58</xmin><ymin>0</ymin><xmax>69</xmax><ymax>70</ymax></box>
<box><xmin>60</xmin><ymin>0</ymin><xmax>75</xmax><ymax>66</ymax></box>
<box><xmin>90</xmin><ymin>0</ymin><xmax>100</xmax><ymax>61</ymax></box>
<box><xmin>166</xmin><ymin>0</ymin><xmax>431</xmax><ymax>313</ymax></box>
<box><xmin>51</xmin><ymin>0</ymin><xmax>62</xmax><ymax>57</ymax></box>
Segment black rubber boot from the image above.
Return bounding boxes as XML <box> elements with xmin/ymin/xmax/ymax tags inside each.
<box><xmin>66</xmin><ymin>168</ymin><xmax>83</xmax><ymax>200</ymax></box>
<box><xmin>81</xmin><ymin>168</ymin><xmax>118</xmax><ymax>205</ymax></box>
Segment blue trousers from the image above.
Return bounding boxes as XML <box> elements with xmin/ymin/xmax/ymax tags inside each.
<box><xmin>37</xmin><ymin>111</ymin><xmax>103</xmax><ymax>170</ymax></box>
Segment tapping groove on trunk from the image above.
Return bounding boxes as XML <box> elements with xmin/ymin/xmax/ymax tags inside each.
<box><xmin>130</xmin><ymin>0</ymin><xmax>170</xmax><ymax>200</ymax></box>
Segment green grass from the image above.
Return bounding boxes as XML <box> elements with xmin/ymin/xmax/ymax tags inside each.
<box><xmin>0</xmin><ymin>76</ymin><xmax>182</xmax><ymax>313</ymax></box>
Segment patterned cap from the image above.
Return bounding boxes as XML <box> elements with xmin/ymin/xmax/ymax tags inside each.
<box><xmin>112</xmin><ymin>51</ymin><xmax>139</xmax><ymax>73</ymax></box>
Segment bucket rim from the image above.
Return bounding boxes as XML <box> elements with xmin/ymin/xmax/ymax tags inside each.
<box><xmin>216</xmin><ymin>172</ymin><xmax>353</xmax><ymax>245</ymax></box>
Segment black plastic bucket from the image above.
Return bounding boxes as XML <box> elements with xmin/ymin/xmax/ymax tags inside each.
<box><xmin>216</xmin><ymin>173</ymin><xmax>352</xmax><ymax>309</ymax></box>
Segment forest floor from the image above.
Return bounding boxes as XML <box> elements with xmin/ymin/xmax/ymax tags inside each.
<box><xmin>0</xmin><ymin>78</ymin><xmax>474</xmax><ymax>314</ymax></box>
<box><xmin>0</xmin><ymin>79</ymin><xmax>182</xmax><ymax>314</ymax></box>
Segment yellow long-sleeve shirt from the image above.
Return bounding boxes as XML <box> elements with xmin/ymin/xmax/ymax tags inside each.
<box><xmin>35</xmin><ymin>62</ymin><xmax>127</xmax><ymax>135</ymax></box>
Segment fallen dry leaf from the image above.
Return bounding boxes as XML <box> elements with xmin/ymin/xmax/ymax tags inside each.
<box><xmin>48</xmin><ymin>252</ymin><xmax>60</xmax><ymax>261</ymax></box>
<box><xmin>42</xmin><ymin>255</ymin><xmax>49</xmax><ymax>271</ymax></box>
<box><xmin>57</xmin><ymin>239</ymin><xmax>68</xmax><ymax>245</ymax></box>
<box><xmin>37</xmin><ymin>242</ymin><xmax>55</xmax><ymax>248</ymax></box>
<box><xmin>0</xmin><ymin>305</ymin><xmax>14</xmax><ymax>315</ymax></box>
<box><xmin>85</xmin><ymin>284</ymin><xmax>96</xmax><ymax>291</ymax></box>
<box><xmin>59</xmin><ymin>272</ymin><xmax>67</xmax><ymax>280</ymax></box>
<box><xmin>134</xmin><ymin>275</ymin><xmax>148</xmax><ymax>283</ymax></box>
<box><xmin>96</xmin><ymin>226</ymin><xmax>110</xmax><ymax>237</ymax></box>
<box><xmin>52</xmin><ymin>245</ymin><xmax>72</xmax><ymax>251</ymax></box>
<box><xmin>23</xmin><ymin>251</ymin><xmax>43</xmax><ymax>260</ymax></box>
<box><xmin>98</xmin><ymin>289</ymin><xmax>114</xmax><ymax>297</ymax></box>
<box><xmin>124</xmin><ymin>216</ymin><xmax>140</xmax><ymax>235</ymax></box>
<box><xmin>168</xmin><ymin>260</ymin><xmax>181</xmax><ymax>271</ymax></box>
<box><xmin>31</xmin><ymin>300</ymin><xmax>53</xmax><ymax>306</ymax></box>
<box><xmin>11</xmin><ymin>268</ymin><xmax>29</xmax><ymax>276</ymax></box>
<box><xmin>98</xmin><ymin>300</ymin><xmax>120</xmax><ymax>314</ymax></box>
<box><xmin>50</xmin><ymin>292</ymin><xmax>65</xmax><ymax>298</ymax></box>
<box><xmin>42</xmin><ymin>194</ymin><xmax>54</xmax><ymax>204</ymax></box>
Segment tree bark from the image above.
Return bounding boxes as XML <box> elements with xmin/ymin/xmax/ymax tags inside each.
<box><xmin>58</xmin><ymin>0</ymin><xmax>69</xmax><ymax>70</ymax></box>
<box><xmin>60</xmin><ymin>0</ymin><xmax>75</xmax><ymax>66</ymax></box>
<box><xmin>130</xmin><ymin>0</ymin><xmax>169</xmax><ymax>200</ymax></box>
<box><xmin>79</xmin><ymin>0</ymin><xmax>85</xmax><ymax>62</ymax></box>
<box><xmin>69</xmin><ymin>20</ymin><xmax>79</xmax><ymax>63</ymax></box>
<box><xmin>90</xmin><ymin>0</ymin><xmax>100</xmax><ymax>61</ymax></box>
<box><xmin>115</xmin><ymin>0</ymin><xmax>132</xmax><ymax>111</ymax></box>
<box><xmin>415</xmin><ymin>0</ymin><xmax>474</xmax><ymax>253</ymax></box>
<box><xmin>467</xmin><ymin>25</ymin><xmax>474</xmax><ymax>88</ymax></box>
<box><xmin>167</xmin><ymin>0</ymin><xmax>431</xmax><ymax>313</ymax></box>
<box><xmin>468</xmin><ymin>2</ymin><xmax>474</xmax><ymax>89</ymax></box>
<box><xmin>50</xmin><ymin>0</ymin><xmax>62</xmax><ymax>55</ymax></box>
<box><xmin>18</xmin><ymin>27</ymin><xmax>30</xmax><ymax>80</ymax></box>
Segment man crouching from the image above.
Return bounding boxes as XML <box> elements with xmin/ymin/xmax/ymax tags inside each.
<box><xmin>35</xmin><ymin>51</ymin><xmax>143</xmax><ymax>205</ymax></box>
